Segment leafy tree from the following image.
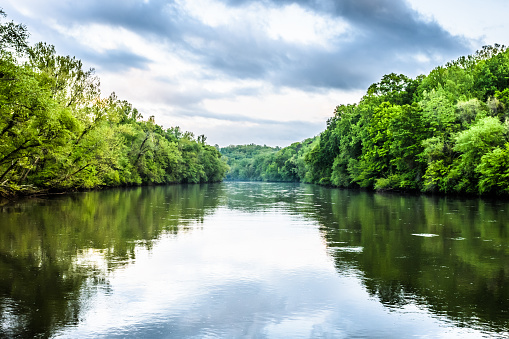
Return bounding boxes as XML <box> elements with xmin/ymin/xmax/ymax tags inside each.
<box><xmin>0</xmin><ymin>51</ymin><xmax>70</xmax><ymax>187</ymax></box>
<box><xmin>366</xmin><ymin>73</ymin><xmax>420</xmax><ymax>106</ymax></box>
<box><xmin>0</xmin><ymin>8</ymin><xmax>29</xmax><ymax>54</ymax></box>
<box><xmin>473</xmin><ymin>46</ymin><xmax>509</xmax><ymax>100</ymax></box>
<box><xmin>451</xmin><ymin>116</ymin><xmax>508</xmax><ymax>193</ymax></box>
<box><xmin>477</xmin><ymin>144</ymin><xmax>509</xmax><ymax>194</ymax></box>
<box><xmin>0</xmin><ymin>10</ymin><xmax>227</xmax><ymax>196</ymax></box>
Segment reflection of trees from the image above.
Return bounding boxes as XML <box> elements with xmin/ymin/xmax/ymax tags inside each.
<box><xmin>0</xmin><ymin>252</ymin><xmax>85</xmax><ymax>338</ymax></box>
<box><xmin>304</xmin><ymin>186</ymin><xmax>509</xmax><ymax>332</ymax></box>
<box><xmin>224</xmin><ymin>182</ymin><xmax>302</xmax><ymax>212</ymax></box>
<box><xmin>0</xmin><ymin>184</ymin><xmax>224</xmax><ymax>337</ymax></box>
<box><xmin>3</xmin><ymin>182</ymin><xmax>508</xmax><ymax>336</ymax></box>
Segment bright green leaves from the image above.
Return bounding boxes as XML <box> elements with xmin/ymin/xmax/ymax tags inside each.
<box><xmin>477</xmin><ymin>144</ymin><xmax>509</xmax><ymax>194</ymax></box>
<box><xmin>454</xmin><ymin>116</ymin><xmax>506</xmax><ymax>156</ymax></box>
<box><xmin>419</xmin><ymin>86</ymin><xmax>457</xmax><ymax>137</ymax></box>
<box><xmin>352</xmin><ymin>102</ymin><xmax>426</xmax><ymax>190</ymax></box>
<box><xmin>0</xmin><ymin>11</ymin><xmax>226</xmax><ymax>194</ymax></box>
<box><xmin>0</xmin><ymin>50</ymin><xmax>64</xmax><ymax>185</ymax></box>
<box><xmin>473</xmin><ymin>47</ymin><xmax>509</xmax><ymax>100</ymax></box>
<box><xmin>366</xmin><ymin>73</ymin><xmax>420</xmax><ymax>106</ymax></box>
<box><xmin>28</xmin><ymin>42</ymin><xmax>100</xmax><ymax>109</ymax></box>
<box><xmin>302</xmin><ymin>44</ymin><xmax>509</xmax><ymax>196</ymax></box>
<box><xmin>452</xmin><ymin>117</ymin><xmax>508</xmax><ymax>193</ymax></box>
<box><xmin>422</xmin><ymin>116</ymin><xmax>508</xmax><ymax>194</ymax></box>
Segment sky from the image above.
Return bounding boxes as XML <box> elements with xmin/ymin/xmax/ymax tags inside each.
<box><xmin>2</xmin><ymin>0</ymin><xmax>508</xmax><ymax>147</ymax></box>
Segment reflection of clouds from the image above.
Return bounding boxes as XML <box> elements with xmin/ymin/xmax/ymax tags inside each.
<box><xmin>57</xmin><ymin>184</ymin><xmax>491</xmax><ymax>338</ymax></box>
<box><xmin>59</xmin><ymin>207</ymin><xmax>342</xmax><ymax>337</ymax></box>
<box><xmin>73</xmin><ymin>248</ymin><xmax>109</xmax><ymax>273</ymax></box>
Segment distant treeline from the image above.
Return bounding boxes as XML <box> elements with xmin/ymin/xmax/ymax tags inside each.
<box><xmin>0</xmin><ymin>10</ymin><xmax>228</xmax><ymax>196</ymax></box>
<box><xmin>222</xmin><ymin>44</ymin><xmax>509</xmax><ymax>196</ymax></box>
<box><xmin>220</xmin><ymin>141</ymin><xmax>315</xmax><ymax>182</ymax></box>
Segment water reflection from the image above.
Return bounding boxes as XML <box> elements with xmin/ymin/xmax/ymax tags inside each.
<box><xmin>221</xmin><ymin>183</ymin><xmax>509</xmax><ymax>335</ymax></box>
<box><xmin>0</xmin><ymin>184</ymin><xmax>224</xmax><ymax>338</ymax></box>
<box><xmin>303</xmin><ymin>187</ymin><xmax>509</xmax><ymax>334</ymax></box>
<box><xmin>1</xmin><ymin>182</ymin><xmax>509</xmax><ymax>337</ymax></box>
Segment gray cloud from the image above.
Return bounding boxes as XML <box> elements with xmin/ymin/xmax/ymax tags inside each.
<box><xmin>5</xmin><ymin>0</ymin><xmax>470</xmax><ymax>91</ymax></box>
<box><xmin>49</xmin><ymin>0</ymin><xmax>183</xmax><ymax>40</ymax></box>
<box><xmin>232</xmin><ymin>0</ymin><xmax>470</xmax><ymax>89</ymax></box>
<box><xmin>1</xmin><ymin>0</ymin><xmax>476</xmax><ymax>146</ymax></box>
<box><xmin>83</xmin><ymin>48</ymin><xmax>152</xmax><ymax>71</ymax></box>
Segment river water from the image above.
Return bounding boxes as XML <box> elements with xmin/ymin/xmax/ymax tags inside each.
<box><xmin>1</xmin><ymin>182</ymin><xmax>508</xmax><ymax>338</ymax></box>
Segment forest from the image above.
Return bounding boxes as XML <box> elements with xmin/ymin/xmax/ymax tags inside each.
<box><xmin>220</xmin><ymin>141</ymin><xmax>314</xmax><ymax>182</ymax></box>
<box><xmin>221</xmin><ymin>44</ymin><xmax>509</xmax><ymax>196</ymax></box>
<box><xmin>3</xmin><ymin>8</ymin><xmax>509</xmax><ymax>197</ymax></box>
<box><xmin>0</xmin><ymin>10</ymin><xmax>228</xmax><ymax>197</ymax></box>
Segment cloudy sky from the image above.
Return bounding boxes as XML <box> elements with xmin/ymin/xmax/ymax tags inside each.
<box><xmin>2</xmin><ymin>0</ymin><xmax>508</xmax><ymax>147</ymax></box>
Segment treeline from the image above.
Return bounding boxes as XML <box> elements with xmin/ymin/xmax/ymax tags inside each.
<box><xmin>220</xmin><ymin>139</ymin><xmax>315</xmax><ymax>181</ymax></box>
<box><xmin>307</xmin><ymin>44</ymin><xmax>509</xmax><ymax>195</ymax></box>
<box><xmin>0</xmin><ymin>11</ymin><xmax>228</xmax><ymax>196</ymax></box>
<box><xmin>223</xmin><ymin>44</ymin><xmax>509</xmax><ymax>195</ymax></box>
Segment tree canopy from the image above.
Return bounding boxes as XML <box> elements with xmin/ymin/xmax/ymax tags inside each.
<box><xmin>0</xmin><ymin>10</ymin><xmax>228</xmax><ymax>197</ymax></box>
<box><xmin>221</xmin><ymin>44</ymin><xmax>509</xmax><ymax>196</ymax></box>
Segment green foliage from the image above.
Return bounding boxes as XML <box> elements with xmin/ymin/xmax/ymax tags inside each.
<box><xmin>0</xmin><ymin>11</ymin><xmax>226</xmax><ymax>195</ymax></box>
<box><xmin>366</xmin><ymin>73</ymin><xmax>421</xmax><ymax>106</ymax></box>
<box><xmin>302</xmin><ymin>44</ymin><xmax>509</xmax><ymax>196</ymax></box>
<box><xmin>220</xmin><ymin>140</ymin><xmax>315</xmax><ymax>183</ymax></box>
<box><xmin>477</xmin><ymin>144</ymin><xmax>509</xmax><ymax>194</ymax></box>
<box><xmin>473</xmin><ymin>46</ymin><xmax>509</xmax><ymax>100</ymax></box>
<box><xmin>220</xmin><ymin>144</ymin><xmax>279</xmax><ymax>181</ymax></box>
<box><xmin>226</xmin><ymin>43</ymin><xmax>509</xmax><ymax>196</ymax></box>
<box><xmin>449</xmin><ymin>117</ymin><xmax>508</xmax><ymax>193</ymax></box>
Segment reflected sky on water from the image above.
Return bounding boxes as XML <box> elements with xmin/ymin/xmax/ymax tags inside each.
<box><xmin>1</xmin><ymin>182</ymin><xmax>508</xmax><ymax>338</ymax></box>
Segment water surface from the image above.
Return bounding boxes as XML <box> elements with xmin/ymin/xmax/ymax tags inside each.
<box><xmin>1</xmin><ymin>182</ymin><xmax>508</xmax><ymax>338</ymax></box>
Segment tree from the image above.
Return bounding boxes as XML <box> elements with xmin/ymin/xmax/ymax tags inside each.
<box><xmin>477</xmin><ymin>144</ymin><xmax>509</xmax><ymax>194</ymax></box>
<box><xmin>27</xmin><ymin>42</ymin><xmax>100</xmax><ymax>109</ymax></box>
<box><xmin>473</xmin><ymin>46</ymin><xmax>509</xmax><ymax>100</ymax></box>
<box><xmin>0</xmin><ymin>8</ymin><xmax>29</xmax><ymax>54</ymax></box>
<box><xmin>366</xmin><ymin>73</ymin><xmax>420</xmax><ymax>106</ymax></box>
<box><xmin>0</xmin><ymin>51</ymin><xmax>71</xmax><ymax>187</ymax></box>
<box><xmin>451</xmin><ymin>116</ymin><xmax>507</xmax><ymax>193</ymax></box>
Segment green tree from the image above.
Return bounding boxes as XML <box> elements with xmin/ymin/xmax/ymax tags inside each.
<box><xmin>477</xmin><ymin>144</ymin><xmax>509</xmax><ymax>194</ymax></box>
<box><xmin>451</xmin><ymin>116</ymin><xmax>508</xmax><ymax>193</ymax></box>
<box><xmin>0</xmin><ymin>8</ymin><xmax>29</xmax><ymax>54</ymax></box>
<box><xmin>0</xmin><ymin>51</ymin><xmax>71</xmax><ymax>188</ymax></box>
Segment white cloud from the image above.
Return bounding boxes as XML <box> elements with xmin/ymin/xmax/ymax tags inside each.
<box><xmin>49</xmin><ymin>23</ymin><xmax>133</xmax><ymax>53</ymax></box>
<box><xmin>177</xmin><ymin>0</ymin><xmax>237</xmax><ymax>28</ymax></box>
<box><xmin>178</xmin><ymin>0</ymin><xmax>349</xmax><ymax>49</ymax></box>
<box><xmin>406</xmin><ymin>0</ymin><xmax>509</xmax><ymax>46</ymax></box>
<box><xmin>265</xmin><ymin>4</ymin><xmax>349</xmax><ymax>48</ymax></box>
<box><xmin>202</xmin><ymin>87</ymin><xmax>362</xmax><ymax>122</ymax></box>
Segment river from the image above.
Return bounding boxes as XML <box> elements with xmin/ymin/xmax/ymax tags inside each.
<box><xmin>1</xmin><ymin>182</ymin><xmax>508</xmax><ymax>338</ymax></box>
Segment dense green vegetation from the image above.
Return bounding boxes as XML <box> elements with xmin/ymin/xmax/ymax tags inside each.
<box><xmin>306</xmin><ymin>44</ymin><xmax>509</xmax><ymax>195</ymax></box>
<box><xmin>3</xmin><ymin>8</ymin><xmax>509</xmax><ymax>197</ymax></box>
<box><xmin>0</xmin><ymin>11</ymin><xmax>227</xmax><ymax>196</ymax></box>
<box><xmin>220</xmin><ymin>139</ymin><xmax>316</xmax><ymax>182</ymax></box>
<box><xmin>223</xmin><ymin>44</ymin><xmax>509</xmax><ymax>196</ymax></box>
